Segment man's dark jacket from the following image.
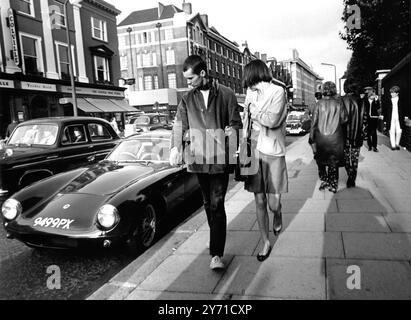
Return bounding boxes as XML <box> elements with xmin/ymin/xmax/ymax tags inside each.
<box><xmin>171</xmin><ymin>80</ymin><xmax>242</xmax><ymax>174</ymax></box>
<box><xmin>385</xmin><ymin>97</ymin><xmax>406</xmax><ymax>131</ymax></box>
<box><xmin>341</xmin><ymin>94</ymin><xmax>364</xmax><ymax>148</ymax></box>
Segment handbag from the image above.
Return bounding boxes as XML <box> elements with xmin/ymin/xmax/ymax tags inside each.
<box><xmin>235</xmin><ymin>104</ymin><xmax>256</xmax><ymax>182</ymax></box>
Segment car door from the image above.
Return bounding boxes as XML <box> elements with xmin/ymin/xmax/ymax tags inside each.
<box><xmin>58</xmin><ymin>124</ymin><xmax>96</xmax><ymax>172</ymax></box>
<box><xmin>87</xmin><ymin>122</ymin><xmax>118</xmax><ymax>161</ymax></box>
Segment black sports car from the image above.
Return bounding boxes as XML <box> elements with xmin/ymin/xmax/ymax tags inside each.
<box><xmin>1</xmin><ymin>131</ymin><xmax>199</xmax><ymax>253</ymax></box>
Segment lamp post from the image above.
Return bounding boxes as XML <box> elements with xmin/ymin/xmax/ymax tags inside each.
<box><xmin>321</xmin><ymin>62</ymin><xmax>338</xmax><ymax>94</ymax></box>
<box><xmin>156</xmin><ymin>22</ymin><xmax>165</xmax><ymax>88</ymax></box>
<box><xmin>64</xmin><ymin>0</ymin><xmax>81</xmax><ymax>117</ymax></box>
<box><xmin>126</xmin><ymin>27</ymin><xmax>135</xmax><ymax>86</ymax></box>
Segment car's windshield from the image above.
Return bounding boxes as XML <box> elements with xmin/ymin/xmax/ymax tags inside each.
<box><xmin>287</xmin><ymin>114</ymin><xmax>303</xmax><ymax>121</ymax></box>
<box><xmin>132</xmin><ymin>116</ymin><xmax>150</xmax><ymax>125</ymax></box>
<box><xmin>8</xmin><ymin>124</ymin><xmax>59</xmax><ymax>146</ymax></box>
<box><xmin>107</xmin><ymin>137</ymin><xmax>171</xmax><ymax>162</ymax></box>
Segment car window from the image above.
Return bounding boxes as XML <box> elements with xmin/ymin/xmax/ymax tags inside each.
<box><xmin>151</xmin><ymin>116</ymin><xmax>159</xmax><ymax>124</ymax></box>
<box><xmin>88</xmin><ymin>123</ymin><xmax>113</xmax><ymax>141</ymax></box>
<box><xmin>8</xmin><ymin>124</ymin><xmax>59</xmax><ymax>146</ymax></box>
<box><xmin>133</xmin><ymin>116</ymin><xmax>150</xmax><ymax>125</ymax></box>
<box><xmin>107</xmin><ymin>138</ymin><xmax>170</xmax><ymax>162</ymax></box>
<box><xmin>159</xmin><ymin>116</ymin><xmax>167</xmax><ymax>124</ymax></box>
<box><xmin>61</xmin><ymin>125</ymin><xmax>87</xmax><ymax>145</ymax></box>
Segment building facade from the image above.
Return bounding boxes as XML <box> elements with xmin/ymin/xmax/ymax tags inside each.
<box><xmin>0</xmin><ymin>0</ymin><xmax>133</xmax><ymax>138</ymax></box>
<box><xmin>117</xmin><ymin>1</ymin><xmax>246</xmax><ymax>115</ymax></box>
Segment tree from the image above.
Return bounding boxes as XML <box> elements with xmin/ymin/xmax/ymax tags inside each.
<box><xmin>341</xmin><ymin>0</ymin><xmax>410</xmax><ymax>90</ymax></box>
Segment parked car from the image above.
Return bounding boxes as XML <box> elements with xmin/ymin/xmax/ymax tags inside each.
<box><xmin>124</xmin><ymin>113</ymin><xmax>172</xmax><ymax>137</ymax></box>
<box><xmin>0</xmin><ymin>117</ymin><xmax>120</xmax><ymax>200</ymax></box>
<box><xmin>286</xmin><ymin>111</ymin><xmax>311</xmax><ymax>135</ymax></box>
<box><xmin>1</xmin><ymin>131</ymin><xmax>200</xmax><ymax>253</ymax></box>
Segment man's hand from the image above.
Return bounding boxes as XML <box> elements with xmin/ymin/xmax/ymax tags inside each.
<box><xmin>169</xmin><ymin>147</ymin><xmax>182</xmax><ymax>166</ymax></box>
<box><xmin>249</xmin><ymin>103</ymin><xmax>259</xmax><ymax>120</ymax></box>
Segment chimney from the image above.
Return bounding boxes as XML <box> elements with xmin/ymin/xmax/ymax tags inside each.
<box><xmin>182</xmin><ymin>1</ymin><xmax>192</xmax><ymax>14</ymax></box>
<box><xmin>200</xmin><ymin>14</ymin><xmax>208</xmax><ymax>27</ymax></box>
<box><xmin>261</xmin><ymin>54</ymin><xmax>267</xmax><ymax>63</ymax></box>
<box><xmin>158</xmin><ymin>2</ymin><xmax>165</xmax><ymax>18</ymax></box>
<box><xmin>254</xmin><ymin>52</ymin><xmax>260</xmax><ymax>59</ymax></box>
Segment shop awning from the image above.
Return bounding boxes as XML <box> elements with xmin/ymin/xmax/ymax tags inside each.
<box><xmin>84</xmin><ymin>98</ymin><xmax>125</xmax><ymax>113</ymax></box>
<box><xmin>110</xmin><ymin>99</ymin><xmax>137</xmax><ymax>112</ymax></box>
<box><xmin>64</xmin><ymin>98</ymin><xmax>104</xmax><ymax>113</ymax></box>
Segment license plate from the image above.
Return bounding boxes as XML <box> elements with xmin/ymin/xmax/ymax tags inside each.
<box><xmin>33</xmin><ymin>217</ymin><xmax>75</xmax><ymax>230</ymax></box>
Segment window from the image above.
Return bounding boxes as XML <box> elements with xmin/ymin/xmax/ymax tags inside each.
<box><xmin>88</xmin><ymin>123</ymin><xmax>112</xmax><ymax>141</ymax></box>
<box><xmin>94</xmin><ymin>56</ymin><xmax>110</xmax><ymax>82</ymax></box>
<box><xmin>62</xmin><ymin>125</ymin><xmax>87</xmax><ymax>145</ymax></box>
<box><xmin>136</xmin><ymin>53</ymin><xmax>142</xmax><ymax>68</ymax></box>
<box><xmin>142</xmin><ymin>32</ymin><xmax>148</xmax><ymax>44</ymax></box>
<box><xmin>50</xmin><ymin>1</ymin><xmax>65</xmax><ymax>27</ymax></box>
<box><xmin>165</xmin><ymin>29</ymin><xmax>173</xmax><ymax>40</ymax></box>
<box><xmin>91</xmin><ymin>17</ymin><xmax>107</xmax><ymax>41</ymax></box>
<box><xmin>56</xmin><ymin>43</ymin><xmax>76</xmax><ymax>80</ymax></box>
<box><xmin>227</xmin><ymin>65</ymin><xmax>230</xmax><ymax>76</ymax></box>
<box><xmin>138</xmin><ymin>76</ymin><xmax>143</xmax><ymax>91</ymax></box>
<box><xmin>154</xmin><ymin>75</ymin><xmax>159</xmax><ymax>89</ymax></box>
<box><xmin>120</xmin><ymin>53</ymin><xmax>128</xmax><ymax>70</ymax></box>
<box><xmin>207</xmin><ymin>57</ymin><xmax>211</xmax><ymax>70</ymax></box>
<box><xmin>168</xmin><ymin>73</ymin><xmax>177</xmax><ymax>89</ymax></box>
<box><xmin>17</xmin><ymin>0</ymin><xmax>34</xmax><ymax>16</ymax></box>
<box><xmin>215</xmin><ymin>61</ymin><xmax>219</xmax><ymax>73</ymax></box>
<box><xmin>152</xmin><ymin>52</ymin><xmax>157</xmax><ymax>66</ymax></box>
<box><xmin>142</xmin><ymin>52</ymin><xmax>151</xmax><ymax>67</ymax></box>
<box><xmin>144</xmin><ymin>75</ymin><xmax>153</xmax><ymax>90</ymax></box>
<box><xmin>166</xmin><ymin>48</ymin><xmax>175</xmax><ymax>65</ymax></box>
<box><xmin>221</xmin><ymin>62</ymin><xmax>225</xmax><ymax>74</ymax></box>
<box><xmin>21</xmin><ymin>34</ymin><xmax>43</xmax><ymax>75</ymax></box>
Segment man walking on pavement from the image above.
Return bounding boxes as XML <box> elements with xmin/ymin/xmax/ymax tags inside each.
<box><xmin>170</xmin><ymin>55</ymin><xmax>242</xmax><ymax>270</ymax></box>
<box><xmin>363</xmin><ymin>87</ymin><xmax>381</xmax><ymax>152</ymax></box>
<box><xmin>341</xmin><ymin>81</ymin><xmax>364</xmax><ymax>188</ymax></box>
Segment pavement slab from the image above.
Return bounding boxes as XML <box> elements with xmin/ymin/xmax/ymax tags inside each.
<box><xmin>225</xmin><ymin>201</ymin><xmax>255</xmax><ymax>215</ymax></box>
<box><xmin>214</xmin><ymin>256</ymin><xmax>326</xmax><ymax>299</ymax></box>
<box><xmin>385</xmin><ymin>197</ymin><xmax>411</xmax><ymax>213</ymax></box>
<box><xmin>126</xmin><ymin>290</ymin><xmax>231</xmax><ymax>300</ymax></box>
<box><xmin>384</xmin><ymin>214</ymin><xmax>411</xmax><ymax>233</ymax></box>
<box><xmin>337</xmin><ymin>199</ymin><xmax>393</xmax><ymax>213</ymax></box>
<box><xmin>252</xmin><ymin>214</ymin><xmax>325</xmax><ymax>232</ymax></box>
<box><xmin>282</xmin><ymin>199</ymin><xmax>338</xmax><ymax>214</ymax></box>
<box><xmin>200</xmin><ymin>214</ymin><xmax>257</xmax><ymax>231</ymax></box>
<box><xmin>343</xmin><ymin>233</ymin><xmax>411</xmax><ymax>260</ymax></box>
<box><xmin>326</xmin><ymin>214</ymin><xmax>391</xmax><ymax>233</ymax></box>
<box><xmin>326</xmin><ymin>259</ymin><xmax>411</xmax><ymax>300</ymax></box>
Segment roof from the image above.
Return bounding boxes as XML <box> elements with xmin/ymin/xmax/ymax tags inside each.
<box><xmin>118</xmin><ymin>5</ymin><xmax>182</xmax><ymax>26</ymax></box>
<box><xmin>84</xmin><ymin>0</ymin><xmax>121</xmax><ymax>15</ymax></box>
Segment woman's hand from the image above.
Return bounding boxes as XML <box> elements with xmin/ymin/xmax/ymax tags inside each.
<box><xmin>249</xmin><ymin>103</ymin><xmax>259</xmax><ymax>120</ymax></box>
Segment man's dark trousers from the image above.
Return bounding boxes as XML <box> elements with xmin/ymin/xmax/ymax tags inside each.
<box><xmin>196</xmin><ymin>173</ymin><xmax>229</xmax><ymax>257</ymax></box>
<box><xmin>367</xmin><ymin>118</ymin><xmax>378</xmax><ymax>149</ymax></box>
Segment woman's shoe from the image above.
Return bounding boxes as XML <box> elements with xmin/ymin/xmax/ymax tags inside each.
<box><xmin>329</xmin><ymin>186</ymin><xmax>337</xmax><ymax>194</ymax></box>
<box><xmin>257</xmin><ymin>244</ymin><xmax>272</xmax><ymax>262</ymax></box>
<box><xmin>319</xmin><ymin>181</ymin><xmax>328</xmax><ymax>191</ymax></box>
<box><xmin>273</xmin><ymin>207</ymin><xmax>283</xmax><ymax>236</ymax></box>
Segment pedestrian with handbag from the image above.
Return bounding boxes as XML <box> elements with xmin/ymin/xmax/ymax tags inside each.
<box><xmin>386</xmin><ymin>86</ymin><xmax>405</xmax><ymax>151</ymax></box>
<box><xmin>241</xmin><ymin>59</ymin><xmax>288</xmax><ymax>262</ymax></box>
<box><xmin>170</xmin><ymin>55</ymin><xmax>242</xmax><ymax>270</ymax></box>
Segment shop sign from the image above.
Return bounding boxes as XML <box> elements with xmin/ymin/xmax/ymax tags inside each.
<box><xmin>21</xmin><ymin>82</ymin><xmax>57</xmax><ymax>92</ymax></box>
<box><xmin>8</xmin><ymin>9</ymin><xmax>21</xmax><ymax>67</ymax></box>
<box><xmin>60</xmin><ymin>86</ymin><xmax>125</xmax><ymax>98</ymax></box>
<box><xmin>0</xmin><ymin>79</ymin><xmax>14</xmax><ymax>88</ymax></box>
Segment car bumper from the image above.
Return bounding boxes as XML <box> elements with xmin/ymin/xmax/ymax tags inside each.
<box><xmin>286</xmin><ymin>129</ymin><xmax>304</xmax><ymax>134</ymax></box>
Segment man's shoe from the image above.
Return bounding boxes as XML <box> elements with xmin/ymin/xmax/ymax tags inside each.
<box><xmin>368</xmin><ymin>147</ymin><xmax>372</xmax><ymax>151</ymax></box>
<box><xmin>347</xmin><ymin>180</ymin><xmax>356</xmax><ymax>188</ymax></box>
<box><xmin>373</xmin><ymin>147</ymin><xmax>379</xmax><ymax>152</ymax></box>
<box><xmin>396</xmin><ymin>146</ymin><xmax>401</xmax><ymax>151</ymax></box>
<box><xmin>210</xmin><ymin>256</ymin><xmax>225</xmax><ymax>270</ymax></box>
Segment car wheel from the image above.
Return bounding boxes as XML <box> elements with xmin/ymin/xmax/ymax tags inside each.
<box><xmin>128</xmin><ymin>203</ymin><xmax>157</xmax><ymax>254</ymax></box>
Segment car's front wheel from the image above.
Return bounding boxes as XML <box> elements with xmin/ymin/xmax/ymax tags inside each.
<box><xmin>127</xmin><ymin>203</ymin><xmax>157</xmax><ymax>254</ymax></box>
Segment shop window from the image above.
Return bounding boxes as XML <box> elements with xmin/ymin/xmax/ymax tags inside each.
<box><xmin>94</xmin><ymin>56</ymin><xmax>110</xmax><ymax>83</ymax></box>
<box><xmin>91</xmin><ymin>17</ymin><xmax>107</xmax><ymax>42</ymax></box>
<box><xmin>17</xmin><ymin>0</ymin><xmax>34</xmax><ymax>16</ymax></box>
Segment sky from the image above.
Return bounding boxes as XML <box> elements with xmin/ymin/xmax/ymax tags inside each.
<box><xmin>105</xmin><ymin>0</ymin><xmax>352</xmax><ymax>85</ymax></box>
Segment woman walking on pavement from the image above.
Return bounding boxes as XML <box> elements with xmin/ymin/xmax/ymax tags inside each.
<box><xmin>242</xmin><ymin>60</ymin><xmax>289</xmax><ymax>262</ymax></box>
<box><xmin>386</xmin><ymin>85</ymin><xmax>405</xmax><ymax>151</ymax></box>
<box><xmin>309</xmin><ymin>81</ymin><xmax>348</xmax><ymax>193</ymax></box>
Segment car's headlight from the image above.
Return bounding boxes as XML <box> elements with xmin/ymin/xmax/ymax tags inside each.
<box><xmin>2</xmin><ymin>199</ymin><xmax>22</xmax><ymax>221</ymax></box>
<box><xmin>97</xmin><ymin>204</ymin><xmax>119</xmax><ymax>230</ymax></box>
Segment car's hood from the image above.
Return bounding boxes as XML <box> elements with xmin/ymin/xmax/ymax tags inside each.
<box><xmin>57</xmin><ymin>161</ymin><xmax>169</xmax><ymax>196</ymax></box>
<box><xmin>0</xmin><ymin>145</ymin><xmax>50</xmax><ymax>161</ymax></box>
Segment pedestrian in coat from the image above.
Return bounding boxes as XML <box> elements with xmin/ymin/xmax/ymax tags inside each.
<box><xmin>364</xmin><ymin>88</ymin><xmax>381</xmax><ymax>152</ymax></box>
<box><xmin>385</xmin><ymin>86</ymin><xmax>405</xmax><ymax>151</ymax></box>
<box><xmin>242</xmin><ymin>59</ymin><xmax>288</xmax><ymax>262</ymax></box>
<box><xmin>341</xmin><ymin>81</ymin><xmax>364</xmax><ymax>188</ymax></box>
<box><xmin>309</xmin><ymin>81</ymin><xmax>348</xmax><ymax>193</ymax></box>
<box><xmin>170</xmin><ymin>55</ymin><xmax>242</xmax><ymax>270</ymax></box>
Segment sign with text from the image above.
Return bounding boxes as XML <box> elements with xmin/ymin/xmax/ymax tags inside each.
<box><xmin>59</xmin><ymin>85</ymin><xmax>125</xmax><ymax>98</ymax></box>
<box><xmin>0</xmin><ymin>79</ymin><xmax>14</xmax><ymax>89</ymax></box>
<box><xmin>21</xmin><ymin>82</ymin><xmax>57</xmax><ymax>92</ymax></box>
<box><xmin>8</xmin><ymin>8</ymin><xmax>21</xmax><ymax>67</ymax></box>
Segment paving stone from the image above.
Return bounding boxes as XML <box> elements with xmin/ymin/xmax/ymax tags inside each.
<box><xmin>384</xmin><ymin>214</ymin><xmax>411</xmax><ymax>233</ymax></box>
<box><xmin>343</xmin><ymin>233</ymin><xmax>411</xmax><ymax>260</ymax></box>
<box><xmin>126</xmin><ymin>290</ymin><xmax>230</xmax><ymax>300</ymax></box>
<box><xmin>214</xmin><ymin>256</ymin><xmax>325</xmax><ymax>299</ymax></box>
<box><xmin>200</xmin><ymin>214</ymin><xmax>256</xmax><ymax>231</ymax></box>
<box><xmin>225</xmin><ymin>200</ymin><xmax>255</xmax><ymax>215</ymax></box>
<box><xmin>337</xmin><ymin>199</ymin><xmax>392</xmax><ymax>213</ymax></box>
<box><xmin>88</xmin><ymin>283</ymin><xmax>132</xmax><ymax>300</ymax></box>
<box><xmin>252</xmin><ymin>214</ymin><xmax>325</xmax><ymax>232</ymax></box>
<box><xmin>326</xmin><ymin>214</ymin><xmax>390</xmax><ymax>233</ymax></box>
<box><xmin>138</xmin><ymin>254</ymin><xmax>233</xmax><ymax>293</ymax></box>
<box><xmin>386</xmin><ymin>197</ymin><xmax>411</xmax><ymax>213</ymax></box>
<box><xmin>327</xmin><ymin>259</ymin><xmax>411</xmax><ymax>300</ymax></box>
<box><xmin>175</xmin><ymin>231</ymin><xmax>260</xmax><ymax>256</ymax></box>
<box><xmin>282</xmin><ymin>199</ymin><xmax>338</xmax><ymax>214</ymax></box>
<box><xmin>259</xmin><ymin>232</ymin><xmax>344</xmax><ymax>259</ymax></box>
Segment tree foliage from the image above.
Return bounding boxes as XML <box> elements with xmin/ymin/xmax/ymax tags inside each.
<box><xmin>341</xmin><ymin>0</ymin><xmax>410</xmax><ymax>91</ymax></box>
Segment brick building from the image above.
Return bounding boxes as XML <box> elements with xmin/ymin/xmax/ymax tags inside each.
<box><xmin>0</xmin><ymin>0</ymin><xmax>134</xmax><ymax>138</ymax></box>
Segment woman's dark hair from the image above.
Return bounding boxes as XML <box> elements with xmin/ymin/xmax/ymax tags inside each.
<box><xmin>183</xmin><ymin>55</ymin><xmax>207</xmax><ymax>76</ymax></box>
<box><xmin>390</xmin><ymin>85</ymin><xmax>400</xmax><ymax>93</ymax></box>
<box><xmin>315</xmin><ymin>92</ymin><xmax>323</xmax><ymax>100</ymax></box>
<box><xmin>242</xmin><ymin>59</ymin><xmax>272</xmax><ymax>88</ymax></box>
<box><xmin>322</xmin><ymin>81</ymin><xmax>337</xmax><ymax>97</ymax></box>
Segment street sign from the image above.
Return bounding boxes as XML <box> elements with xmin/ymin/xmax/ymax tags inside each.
<box><xmin>125</xmin><ymin>78</ymin><xmax>135</xmax><ymax>85</ymax></box>
<box><xmin>59</xmin><ymin>98</ymin><xmax>71</xmax><ymax>104</ymax></box>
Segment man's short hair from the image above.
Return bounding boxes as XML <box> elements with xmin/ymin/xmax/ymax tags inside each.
<box><xmin>322</xmin><ymin>81</ymin><xmax>337</xmax><ymax>97</ymax></box>
<box><xmin>364</xmin><ymin>86</ymin><xmax>375</xmax><ymax>93</ymax></box>
<box><xmin>390</xmin><ymin>85</ymin><xmax>400</xmax><ymax>93</ymax></box>
<box><xmin>183</xmin><ymin>55</ymin><xmax>207</xmax><ymax>76</ymax></box>
<box><xmin>242</xmin><ymin>59</ymin><xmax>272</xmax><ymax>88</ymax></box>
<box><xmin>315</xmin><ymin>92</ymin><xmax>323</xmax><ymax>100</ymax></box>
